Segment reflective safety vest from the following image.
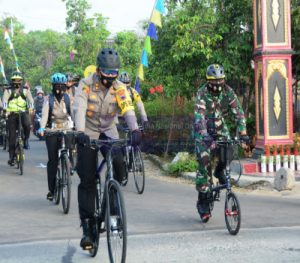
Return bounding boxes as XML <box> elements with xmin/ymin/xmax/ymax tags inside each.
<box><xmin>7</xmin><ymin>94</ymin><xmax>27</xmax><ymax>112</ymax></box>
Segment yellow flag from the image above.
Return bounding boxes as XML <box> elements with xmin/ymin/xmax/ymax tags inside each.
<box><xmin>150</xmin><ymin>9</ymin><xmax>162</xmax><ymax>27</ymax></box>
<box><xmin>138</xmin><ymin>64</ymin><xmax>144</xmax><ymax>81</ymax></box>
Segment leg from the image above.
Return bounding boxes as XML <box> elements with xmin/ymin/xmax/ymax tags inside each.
<box><xmin>77</xmin><ymin>143</ymin><xmax>97</xmax><ymax>249</ymax></box>
<box><xmin>195</xmin><ymin>142</ymin><xmax>211</xmax><ymax>219</ymax></box>
<box><xmin>45</xmin><ymin>135</ymin><xmax>59</xmax><ymax>198</ymax></box>
<box><xmin>99</xmin><ymin>133</ymin><xmax>126</xmax><ymax>184</ymax></box>
<box><xmin>214</xmin><ymin>145</ymin><xmax>233</xmax><ymax>184</ymax></box>
<box><xmin>21</xmin><ymin>112</ymin><xmax>31</xmax><ymax>149</ymax></box>
<box><xmin>7</xmin><ymin>114</ymin><xmax>18</xmax><ymax>165</ymax></box>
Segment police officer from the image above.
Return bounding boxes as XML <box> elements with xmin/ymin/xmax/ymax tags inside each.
<box><xmin>3</xmin><ymin>71</ymin><xmax>33</xmax><ymax>165</ymax></box>
<box><xmin>39</xmin><ymin>73</ymin><xmax>72</xmax><ymax>201</ymax></box>
<box><xmin>73</xmin><ymin>48</ymin><xmax>141</xmax><ymax>250</ymax></box>
<box><xmin>118</xmin><ymin>71</ymin><xmax>148</xmax><ymax>125</ymax></box>
<box><xmin>193</xmin><ymin>64</ymin><xmax>248</xmax><ymax>221</ymax></box>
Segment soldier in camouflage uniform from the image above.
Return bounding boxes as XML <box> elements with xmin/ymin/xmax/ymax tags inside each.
<box><xmin>193</xmin><ymin>64</ymin><xmax>247</xmax><ymax>221</ymax></box>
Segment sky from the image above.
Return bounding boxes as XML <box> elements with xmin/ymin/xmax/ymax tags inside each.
<box><xmin>0</xmin><ymin>0</ymin><xmax>156</xmax><ymax>34</ymax></box>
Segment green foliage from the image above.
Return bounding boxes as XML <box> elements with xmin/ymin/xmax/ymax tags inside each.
<box><xmin>113</xmin><ymin>31</ymin><xmax>143</xmax><ymax>80</ymax></box>
<box><xmin>168</xmin><ymin>157</ymin><xmax>198</xmax><ymax>176</ymax></box>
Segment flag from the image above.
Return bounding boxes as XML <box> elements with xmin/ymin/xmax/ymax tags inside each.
<box><xmin>150</xmin><ymin>9</ymin><xmax>162</xmax><ymax>27</ymax></box>
<box><xmin>138</xmin><ymin>64</ymin><xmax>144</xmax><ymax>81</ymax></box>
<box><xmin>135</xmin><ymin>78</ymin><xmax>140</xmax><ymax>93</ymax></box>
<box><xmin>4</xmin><ymin>30</ymin><xmax>11</xmax><ymax>44</ymax></box>
<box><xmin>10</xmin><ymin>18</ymin><xmax>14</xmax><ymax>38</ymax></box>
<box><xmin>155</xmin><ymin>0</ymin><xmax>166</xmax><ymax>14</ymax></box>
<box><xmin>147</xmin><ymin>23</ymin><xmax>158</xmax><ymax>41</ymax></box>
<box><xmin>0</xmin><ymin>56</ymin><xmax>7</xmax><ymax>80</ymax></box>
<box><xmin>141</xmin><ymin>50</ymin><xmax>148</xmax><ymax>67</ymax></box>
<box><xmin>144</xmin><ymin>36</ymin><xmax>152</xmax><ymax>55</ymax></box>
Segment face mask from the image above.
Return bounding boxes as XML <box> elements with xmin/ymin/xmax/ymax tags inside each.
<box><xmin>208</xmin><ymin>82</ymin><xmax>223</xmax><ymax>96</ymax></box>
<box><xmin>53</xmin><ymin>86</ymin><xmax>64</xmax><ymax>100</ymax></box>
<box><xmin>100</xmin><ymin>75</ymin><xmax>117</xmax><ymax>88</ymax></box>
<box><xmin>12</xmin><ymin>83</ymin><xmax>21</xmax><ymax>89</ymax></box>
<box><xmin>38</xmin><ymin>94</ymin><xmax>43</xmax><ymax>99</ymax></box>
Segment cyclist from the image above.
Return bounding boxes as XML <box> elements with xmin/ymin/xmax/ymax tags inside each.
<box><xmin>65</xmin><ymin>73</ymin><xmax>80</xmax><ymax>99</ymax></box>
<box><xmin>118</xmin><ymin>71</ymin><xmax>148</xmax><ymax>126</ymax></box>
<box><xmin>33</xmin><ymin>87</ymin><xmax>45</xmax><ymax>135</ymax></box>
<box><xmin>3</xmin><ymin>71</ymin><xmax>34</xmax><ymax>165</ymax></box>
<box><xmin>38</xmin><ymin>73</ymin><xmax>73</xmax><ymax>201</ymax></box>
<box><xmin>193</xmin><ymin>64</ymin><xmax>248</xmax><ymax>221</ymax></box>
<box><xmin>73</xmin><ymin>47</ymin><xmax>141</xmax><ymax>250</ymax></box>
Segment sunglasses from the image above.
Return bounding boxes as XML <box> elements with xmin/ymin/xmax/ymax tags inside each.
<box><xmin>101</xmin><ymin>69</ymin><xmax>119</xmax><ymax>76</ymax></box>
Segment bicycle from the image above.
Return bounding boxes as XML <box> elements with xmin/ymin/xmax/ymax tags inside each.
<box><xmin>200</xmin><ymin>135</ymin><xmax>245</xmax><ymax>235</ymax></box>
<box><xmin>45</xmin><ymin>130</ymin><xmax>78</xmax><ymax>214</ymax></box>
<box><xmin>120</xmin><ymin>126</ymin><xmax>145</xmax><ymax>194</ymax></box>
<box><xmin>85</xmin><ymin>138</ymin><xmax>127</xmax><ymax>263</ymax></box>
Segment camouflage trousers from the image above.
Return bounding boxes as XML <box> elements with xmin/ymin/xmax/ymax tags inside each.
<box><xmin>195</xmin><ymin>141</ymin><xmax>233</xmax><ymax>190</ymax></box>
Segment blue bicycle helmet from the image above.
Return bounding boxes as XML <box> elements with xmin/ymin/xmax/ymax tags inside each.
<box><xmin>51</xmin><ymin>73</ymin><xmax>67</xmax><ymax>84</ymax></box>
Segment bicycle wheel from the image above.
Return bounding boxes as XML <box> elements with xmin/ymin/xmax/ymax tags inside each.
<box><xmin>106</xmin><ymin>180</ymin><xmax>127</xmax><ymax>263</ymax></box>
<box><xmin>54</xmin><ymin>167</ymin><xmax>61</xmax><ymax>205</ymax></box>
<box><xmin>224</xmin><ymin>192</ymin><xmax>241</xmax><ymax>235</ymax></box>
<box><xmin>61</xmin><ymin>154</ymin><xmax>71</xmax><ymax>214</ymax></box>
<box><xmin>89</xmin><ymin>178</ymin><xmax>102</xmax><ymax>257</ymax></box>
<box><xmin>132</xmin><ymin>147</ymin><xmax>145</xmax><ymax>194</ymax></box>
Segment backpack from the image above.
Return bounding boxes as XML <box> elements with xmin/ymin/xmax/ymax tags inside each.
<box><xmin>47</xmin><ymin>93</ymin><xmax>71</xmax><ymax>127</ymax></box>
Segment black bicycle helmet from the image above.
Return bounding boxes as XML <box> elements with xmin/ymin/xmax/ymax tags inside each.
<box><xmin>206</xmin><ymin>64</ymin><xmax>225</xmax><ymax>80</ymax></box>
<box><xmin>119</xmin><ymin>71</ymin><xmax>131</xmax><ymax>84</ymax></box>
<box><xmin>96</xmin><ymin>48</ymin><xmax>121</xmax><ymax>70</ymax></box>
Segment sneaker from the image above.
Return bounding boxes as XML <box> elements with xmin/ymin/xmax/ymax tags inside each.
<box><xmin>196</xmin><ymin>200</ymin><xmax>211</xmax><ymax>222</ymax></box>
<box><xmin>46</xmin><ymin>192</ymin><xmax>53</xmax><ymax>201</ymax></box>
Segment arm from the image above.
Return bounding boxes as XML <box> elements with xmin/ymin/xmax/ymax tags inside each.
<box><xmin>193</xmin><ymin>89</ymin><xmax>207</xmax><ymax>141</ymax></box>
<box><xmin>226</xmin><ymin>86</ymin><xmax>247</xmax><ymax>135</ymax></box>
<box><xmin>74</xmin><ymin>80</ymin><xmax>88</xmax><ymax>132</ymax></box>
<box><xmin>25</xmin><ymin>88</ymin><xmax>34</xmax><ymax>109</ymax></box>
<box><xmin>40</xmin><ymin>96</ymin><xmax>50</xmax><ymax>129</ymax></box>
<box><xmin>132</xmin><ymin>89</ymin><xmax>148</xmax><ymax>122</ymax></box>
<box><xmin>2</xmin><ymin>89</ymin><xmax>9</xmax><ymax>110</ymax></box>
<box><xmin>115</xmin><ymin>86</ymin><xmax>138</xmax><ymax>131</ymax></box>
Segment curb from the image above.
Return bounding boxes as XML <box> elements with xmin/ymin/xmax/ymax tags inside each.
<box><xmin>146</xmin><ymin>154</ymin><xmax>300</xmax><ymax>190</ymax></box>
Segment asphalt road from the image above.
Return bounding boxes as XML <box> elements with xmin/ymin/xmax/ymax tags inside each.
<box><xmin>0</xmin><ymin>137</ymin><xmax>300</xmax><ymax>263</ymax></box>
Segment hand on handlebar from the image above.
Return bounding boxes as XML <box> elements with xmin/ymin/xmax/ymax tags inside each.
<box><xmin>203</xmin><ymin>134</ymin><xmax>216</xmax><ymax>150</ymax></box>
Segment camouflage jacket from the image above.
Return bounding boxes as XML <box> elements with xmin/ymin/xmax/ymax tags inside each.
<box><xmin>193</xmin><ymin>84</ymin><xmax>247</xmax><ymax>141</ymax></box>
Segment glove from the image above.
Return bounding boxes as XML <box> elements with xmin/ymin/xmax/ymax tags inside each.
<box><xmin>131</xmin><ymin>129</ymin><xmax>142</xmax><ymax>146</ymax></box>
<box><xmin>203</xmin><ymin>134</ymin><xmax>216</xmax><ymax>150</ymax></box>
<box><xmin>76</xmin><ymin>133</ymin><xmax>90</xmax><ymax>146</ymax></box>
<box><xmin>240</xmin><ymin>134</ymin><xmax>250</xmax><ymax>144</ymax></box>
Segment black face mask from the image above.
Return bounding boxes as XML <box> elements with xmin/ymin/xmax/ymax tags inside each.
<box><xmin>52</xmin><ymin>86</ymin><xmax>64</xmax><ymax>101</ymax></box>
<box><xmin>12</xmin><ymin>83</ymin><xmax>21</xmax><ymax>90</ymax></box>
<box><xmin>100</xmin><ymin>75</ymin><xmax>117</xmax><ymax>88</ymax></box>
<box><xmin>207</xmin><ymin>82</ymin><xmax>224</xmax><ymax>97</ymax></box>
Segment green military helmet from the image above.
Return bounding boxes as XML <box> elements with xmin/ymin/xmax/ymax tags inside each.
<box><xmin>11</xmin><ymin>71</ymin><xmax>23</xmax><ymax>82</ymax></box>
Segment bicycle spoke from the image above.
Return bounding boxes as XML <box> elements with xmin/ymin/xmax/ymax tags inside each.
<box><xmin>106</xmin><ymin>180</ymin><xmax>127</xmax><ymax>263</ymax></box>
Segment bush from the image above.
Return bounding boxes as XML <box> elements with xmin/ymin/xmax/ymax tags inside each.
<box><xmin>168</xmin><ymin>157</ymin><xmax>198</xmax><ymax>177</ymax></box>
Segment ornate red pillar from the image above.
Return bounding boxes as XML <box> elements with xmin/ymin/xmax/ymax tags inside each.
<box><xmin>253</xmin><ymin>0</ymin><xmax>293</xmax><ymax>155</ymax></box>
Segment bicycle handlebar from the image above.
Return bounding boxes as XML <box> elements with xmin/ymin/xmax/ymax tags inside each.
<box><xmin>118</xmin><ymin>125</ymin><xmax>144</xmax><ymax>133</ymax></box>
<box><xmin>90</xmin><ymin>138</ymin><xmax>127</xmax><ymax>149</ymax></box>
<box><xmin>45</xmin><ymin>130</ymin><xmax>83</xmax><ymax>137</ymax></box>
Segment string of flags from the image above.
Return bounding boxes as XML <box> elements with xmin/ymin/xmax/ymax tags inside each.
<box><xmin>135</xmin><ymin>0</ymin><xmax>166</xmax><ymax>93</ymax></box>
<box><xmin>3</xmin><ymin>28</ymin><xmax>20</xmax><ymax>72</ymax></box>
